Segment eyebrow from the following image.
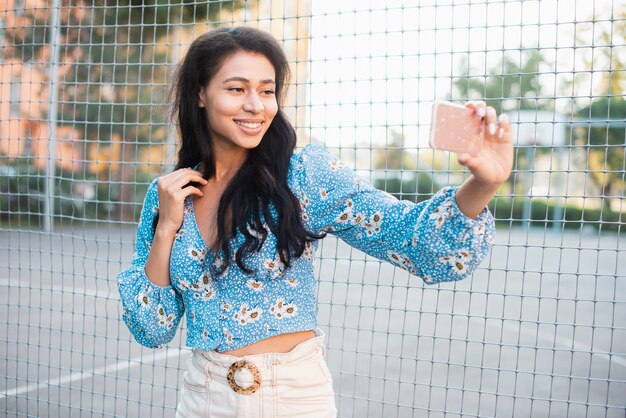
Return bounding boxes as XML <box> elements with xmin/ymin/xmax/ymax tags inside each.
<box><xmin>223</xmin><ymin>77</ymin><xmax>275</xmax><ymax>85</ymax></box>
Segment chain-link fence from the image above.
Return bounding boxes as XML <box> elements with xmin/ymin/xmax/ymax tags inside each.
<box><xmin>1</xmin><ymin>0</ymin><xmax>624</xmax><ymax>416</ymax></box>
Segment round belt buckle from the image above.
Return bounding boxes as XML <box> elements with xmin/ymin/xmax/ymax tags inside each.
<box><xmin>227</xmin><ymin>360</ymin><xmax>261</xmax><ymax>395</ymax></box>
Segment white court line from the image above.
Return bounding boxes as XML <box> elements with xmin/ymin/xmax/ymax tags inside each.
<box><xmin>2</xmin><ymin>324</ymin><xmax>622</xmax><ymax>401</ymax></box>
<box><xmin>0</xmin><ymin>348</ymin><xmax>187</xmax><ymax>399</ymax></box>
<box><xmin>489</xmin><ymin>321</ymin><xmax>626</xmax><ymax>368</ymax></box>
<box><xmin>525</xmin><ymin>324</ymin><xmax>626</xmax><ymax>367</ymax></box>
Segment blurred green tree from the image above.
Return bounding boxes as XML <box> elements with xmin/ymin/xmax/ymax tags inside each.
<box><xmin>575</xmin><ymin>97</ymin><xmax>626</xmax><ymax>212</ymax></box>
<box><xmin>451</xmin><ymin>49</ymin><xmax>552</xmax><ymax>114</ymax></box>
<box><xmin>571</xmin><ymin>10</ymin><xmax>626</xmax><ymax>211</ymax></box>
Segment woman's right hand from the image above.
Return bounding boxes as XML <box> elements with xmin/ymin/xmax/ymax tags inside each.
<box><xmin>155</xmin><ymin>168</ymin><xmax>208</xmax><ymax>235</ymax></box>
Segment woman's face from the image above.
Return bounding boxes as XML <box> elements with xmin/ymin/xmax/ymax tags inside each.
<box><xmin>199</xmin><ymin>51</ymin><xmax>279</xmax><ymax>155</ymax></box>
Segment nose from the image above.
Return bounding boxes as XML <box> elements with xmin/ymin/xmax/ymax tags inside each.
<box><xmin>242</xmin><ymin>92</ymin><xmax>264</xmax><ymax>114</ymax></box>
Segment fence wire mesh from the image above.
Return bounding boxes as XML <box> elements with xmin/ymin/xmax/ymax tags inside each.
<box><xmin>1</xmin><ymin>0</ymin><xmax>624</xmax><ymax>417</ymax></box>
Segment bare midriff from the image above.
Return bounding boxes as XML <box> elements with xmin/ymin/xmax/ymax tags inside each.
<box><xmin>219</xmin><ymin>330</ymin><xmax>316</xmax><ymax>357</ymax></box>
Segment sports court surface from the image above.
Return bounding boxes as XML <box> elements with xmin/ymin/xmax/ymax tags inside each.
<box><xmin>1</xmin><ymin>225</ymin><xmax>624</xmax><ymax>417</ymax></box>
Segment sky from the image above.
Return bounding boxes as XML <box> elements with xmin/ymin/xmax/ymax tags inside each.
<box><xmin>306</xmin><ymin>0</ymin><xmax>618</xmax><ymax>154</ymax></box>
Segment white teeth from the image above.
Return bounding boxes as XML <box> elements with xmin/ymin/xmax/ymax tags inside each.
<box><xmin>236</xmin><ymin>121</ymin><xmax>261</xmax><ymax>129</ymax></box>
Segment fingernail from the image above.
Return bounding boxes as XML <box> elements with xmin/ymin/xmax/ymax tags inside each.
<box><xmin>498</xmin><ymin>127</ymin><xmax>504</xmax><ymax>138</ymax></box>
<box><xmin>477</xmin><ymin>107</ymin><xmax>486</xmax><ymax>118</ymax></box>
<box><xmin>489</xmin><ymin>123</ymin><xmax>497</xmax><ymax>136</ymax></box>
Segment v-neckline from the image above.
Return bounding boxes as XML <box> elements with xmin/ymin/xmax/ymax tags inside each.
<box><xmin>188</xmin><ymin>161</ymin><xmax>219</xmax><ymax>257</ymax></box>
<box><xmin>188</xmin><ymin>196</ymin><xmax>216</xmax><ymax>255</ymax></box>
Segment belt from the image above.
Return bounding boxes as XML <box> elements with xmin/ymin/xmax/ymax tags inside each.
<box><xmin>195</xmin><ymin>329</ymin><xmax>325</xmax><ymax>396</ymax></box>
<box><xmin>227</xmin><ymin>360</ymin><xmax>262</xmax><ymax>395</ymax></box>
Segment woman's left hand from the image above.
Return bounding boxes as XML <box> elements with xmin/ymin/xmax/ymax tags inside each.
<box><xmin>457</xmin><ymin>101</ymin><xmax>514</xmax><ymax>187</ymax></box>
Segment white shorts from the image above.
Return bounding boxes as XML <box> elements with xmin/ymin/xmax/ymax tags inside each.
<box><xmin>175</xmin><ymin>329</ymin><xmax>337</xmax><ymax>418</ymax></box>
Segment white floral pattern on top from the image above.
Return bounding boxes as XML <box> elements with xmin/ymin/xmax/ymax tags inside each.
<box><xmin>362</xmin><ymin>211</ymin><xmax>383</xmax><ymax>236</ymax></box>
<box><xmin>117</xmin><ymin>144</ymin><xmax>495</xmax><ymax>352</ymax></box>
<box><xmin>188</xmin><ymin>247</ymin><xmax>207</xmax><ymax>264</ymax></box>
<box><xmin>299</xmin><ymin>192</ymin><xmax>310</xmax><ymax>221</ymax></box>
<box><xmin>270</xmin><ymin>297</ymin><xmax>298</xmax><ymax>319</ymax></box>
<box><xmin>223</xmin><ymin>328</ymin><xmax>234</xmax><ymax>346</ymax></box>
<box><xmin>136</xmin><ymin>291</ymin><xmax>150</xmax><ymax>309</ymax></box>
<box><xmin>334</xmin><ymin>198</ymin><xmax>355</xmax><ymax>225</ymax></box>
<box><xmin>192</xmin><ymin>271</ymin><xmax>213</xmax><ymax>292</ymax></box>
<box><xmin>263</xmin><ymin>256</ymin><xmax>286</xmax><ymax>279</ymax></box>
<box><xmin>233</xmin><ymin>303</ymin><xmax>263</xmax><ymax>325</ymax></box>
<box><xmin>156</xmin><ymin>305</ymin><xmax>175</xmax><ymax>329</ymax></box>
<box><xmin>212</xmin><ymin>253</ymin><xmax>228</xmax><ymax>275</ymax></box>
<box><xmin>246</xmin><ymin>279</ymin><xmax>265</xmax><ymax>292</ymax></box>
<box><xmin>429</xmin><ymin>198</ymin><xmax>454</xmax><ymax>228</ymax></box>
<box><xmin>302</xmin><ymin>241</ymin><xmax>315</xmax><ymax>262</ymax></box>
<box><xmin>386</xmin><ymin>250</ymin><xmax>418</xmax><ymax>275</ymax></box>
<box><xmin>439</xmin><ymin>249</ymin><xmax>473</xmax><ymax>276</ymax></box>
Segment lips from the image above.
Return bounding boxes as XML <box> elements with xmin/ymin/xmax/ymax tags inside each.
<box><xmin>234</xmin><ymin>120</ymin><xmax>263</xmax><ymax>129</ymax></box>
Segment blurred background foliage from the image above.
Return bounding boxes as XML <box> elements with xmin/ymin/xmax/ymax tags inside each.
<box><xmin>0</xmin><ymin>1</ymin><xmax>623</xmax><ymax>230</ymax></box>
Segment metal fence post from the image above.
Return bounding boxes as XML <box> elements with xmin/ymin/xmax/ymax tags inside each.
<box><xmin>43</xmin><ymin>0</ymin><xmax>62</xmax><ymax>232</ymax></box>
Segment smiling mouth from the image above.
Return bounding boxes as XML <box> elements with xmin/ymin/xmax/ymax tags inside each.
<box><xmin>235</xmin><ymin>120</ymin><xmax>262</xmax><ymax>129</ymax></box>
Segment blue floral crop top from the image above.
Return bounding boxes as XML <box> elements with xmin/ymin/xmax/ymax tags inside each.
<box><xmin>117</xmin><ymin>144</ymin><xmax>495</xmax><ymax>352</ymax></box>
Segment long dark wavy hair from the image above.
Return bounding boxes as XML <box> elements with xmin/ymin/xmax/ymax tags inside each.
<box><xmin>154</xmin><ymin>26</ymin><xmax>320</xmax><ymax>273</ymax></box>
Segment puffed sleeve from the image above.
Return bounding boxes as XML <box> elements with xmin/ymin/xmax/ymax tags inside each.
<box><xmin>116</xmin><ymin>178</ymin><xmax>184</xmax><ymax>348</ymax></box>
<box><xmin>297</xmin><ymin>144</ymin><xmax>495</xmax><ymax>284</ymax></box>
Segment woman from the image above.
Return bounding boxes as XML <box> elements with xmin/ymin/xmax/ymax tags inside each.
<box><xmin>117</xmin><ymin>27</ymin><xmax>513</xmax><ymax>417</ymax></box>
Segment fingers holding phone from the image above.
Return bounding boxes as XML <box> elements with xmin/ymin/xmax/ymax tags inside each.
<box><xmin>430</xmin><ymin>100</ymin><xmax>514</xmax><ymax>186</ymax></box>
<box><xmin>464</xmin><ymin>101</ymin><xmax>511</xmax><ymax>140</ymax></box>
<box><xmin>461</xmin><ymin>102</ymin><xmax>513</xmax><ymax>186</ymax></box>
<box><xmin>495</xmin><ymin>113</ymin><xmax>511</xmax><ymax>140</ymax></box>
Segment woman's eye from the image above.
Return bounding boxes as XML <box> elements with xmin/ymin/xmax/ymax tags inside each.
<box><xmin>229</xmin><ymin>87</ymin><xmax>244</xmax><ymax>93</ymax></box>
<box><xmin>263</xmin><ymin>90</ymin><xmax>275</xmax><ymax>95</ymax></box>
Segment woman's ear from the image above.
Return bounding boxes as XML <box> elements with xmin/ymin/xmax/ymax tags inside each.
<box><xmin>198</xmin><ymin>88</ymin><xmax>206</xmax><ymax>108</ymax></box>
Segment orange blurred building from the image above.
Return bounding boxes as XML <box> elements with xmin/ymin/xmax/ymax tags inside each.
<box><xmin>0</xmin><ymin>0</ymin><xmax>84</xmax><ymax>172</ymax></box>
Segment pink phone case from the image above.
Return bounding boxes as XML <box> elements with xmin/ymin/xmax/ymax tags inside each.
<box><xmin>429</xmin><ymin>101</ymin><xmax>483</xmax><ymax>156</ymax></box>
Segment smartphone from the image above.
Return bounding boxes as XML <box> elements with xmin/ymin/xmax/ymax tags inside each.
<box><xmin>429</xmin><ymin>101</ymin><xmax>483</xmax><ymax>156</ymax></box>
